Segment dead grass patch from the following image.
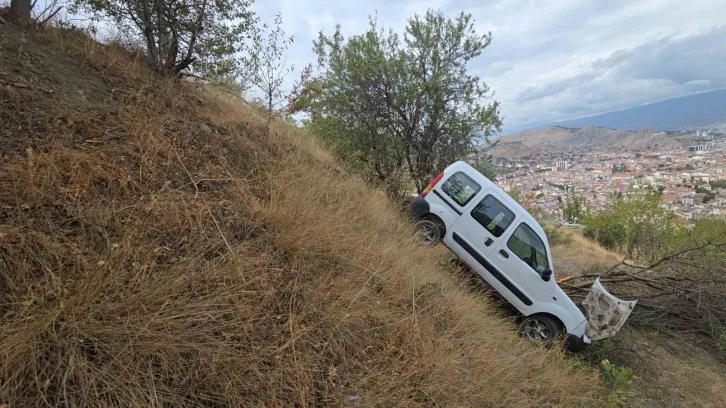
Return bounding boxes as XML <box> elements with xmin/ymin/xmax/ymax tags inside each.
<box><xmin>0</xmin><ymin>23</ymin><xmax>600</xmax><ymax>407</ymax></box>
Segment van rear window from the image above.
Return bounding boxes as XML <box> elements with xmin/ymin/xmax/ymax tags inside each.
<box><xmin>440</xmin><ymin>171</ymin><xmax>481</xmax><ymax>206</ymax></box>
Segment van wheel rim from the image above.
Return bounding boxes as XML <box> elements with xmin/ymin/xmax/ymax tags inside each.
<box><xmin>522</xmin><ymin>319</ymin><xmax>552</xmax><ymax>341</ymax></box>
<box><xmin>415</xmin><ymin>221</ymin><xmax>440</xmax><ymax>245</ymax></box>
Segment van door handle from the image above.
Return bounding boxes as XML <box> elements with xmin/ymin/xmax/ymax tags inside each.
<box><xmin>499</xmin><ymin>249</ymin><xmax>509</xmax><ymax>259</ymax></box>
<box><xmin>484</xmin><ymin>238</ymin><xmax>493</xmax><ymax>247</ymax></box>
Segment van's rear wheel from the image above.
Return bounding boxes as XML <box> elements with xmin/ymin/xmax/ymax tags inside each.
<box><xmin>519</xmin><ymin>315</ymin><xmax>562</xmax><ymax>344</ymax></box>
<box><xmin>414</xmin><ymin>219</ymin><xmax>442</xmax><ymax>246</ymax></box>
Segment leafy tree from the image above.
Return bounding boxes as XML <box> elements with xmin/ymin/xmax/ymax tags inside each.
<box><xmin>507</xmin><ymin>187</ymin><xmax>523</xmax><ymax>204</ymax></box>
<box><xmin>240</xmin><ymin>13</ymin><xmax>294</xmax><ymax>126</ymax></box>
<box><xmin>298</xmin><ymin>10</ymin><xmax>501</xmax><ymax>198</ymax></box>
<box><xmin>562</xmin><ymin>190</ymin><xmax>586</xmax><ymax>224</ymax></box>
<box><xmin>612</xmin><ymin>163</ymin><xmax>628</xmax><ymax>173</ymax></box>
<box><xmin>472</xmin><ymin>153</ymin><xmax>498</xmax><ymax>182</ymax></box>
<box><xmin>584</xmin><ymin>191</ymin><xmax>678</xmax><ymax>260</ymax></box>
<box><xmin>72</xmin><ymin>0</ymin><xmax>254</xmax><ymax>76</ymax></box>
<box><xmin>583</xmin><ymin>211</ymin><xmax>626</xmax><ymax>251</ymax></box>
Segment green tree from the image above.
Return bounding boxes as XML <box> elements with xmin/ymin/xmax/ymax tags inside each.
<box><xmin>584</xmin><ymin>191</ymin><xmax>678</xmax><ymax>260</ymax></box>
<box><xmin>72</xmin><ymin>0</ymin><xmax>254</xmax><ymax>76</ymax></box>
<box><xmin>299</xmin><ymin>10</ymin><xmax>501</xmax><ymax>198</ymax></box>
<box><xmin>562</xmin><ymin>191</ymin><xmax>586</xmax><ymax>224</ymax></box>
<box><xmin>472</xmin><ymin>153</ymin><xmax>498</xmax><ymax>182</ymax></box>
<box><xmin>240</xmin><ymin>13</ymin><xmax>294</xmax><ymax>126</ymax></box>
<box><xmin>612</xmin><ymin>163</ymin><xmax>628</xmax><ymax>173</ymax></box>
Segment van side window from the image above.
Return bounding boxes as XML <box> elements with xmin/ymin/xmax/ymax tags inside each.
<box><xmin>440</xmin><ymin>171</ymin><xmax>481</xmax><ymax>206</ymax></box>
<box><xmin>470</xmin><ymin>195</ymin><xmax>515</xmax><ymax>237</ymax></box>
<box><xmin>508</xmin><ymin>223</ymin><xmax>550</xmax><ymax>274</ymax></box>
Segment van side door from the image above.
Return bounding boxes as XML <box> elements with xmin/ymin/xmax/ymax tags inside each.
<box><xmin>488</xmin><ymin>222</ymin><xmax>556</xmax><ymax>312</ymax></box>
<box><xmin>445</xmin><ymin>190</ymin><xmax>521</xmax><ymax>299</ymax></box>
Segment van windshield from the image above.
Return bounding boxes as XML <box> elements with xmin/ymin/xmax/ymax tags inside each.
<box><xmin>440</xmin><ymin>172</ymin><xmax>481</xmax><ymax>206</ymax></box>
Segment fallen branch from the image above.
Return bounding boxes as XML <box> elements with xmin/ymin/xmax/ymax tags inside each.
<box><xmin>561</xmin><ymin>242</ymin><xmax>726</xmax><ymax>334</ymax></box>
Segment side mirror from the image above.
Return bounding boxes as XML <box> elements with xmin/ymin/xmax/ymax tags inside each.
<box><xmin>541</xmin><ymin>267</ymin><xmax>552</xmax><ymax>282</ymax></box>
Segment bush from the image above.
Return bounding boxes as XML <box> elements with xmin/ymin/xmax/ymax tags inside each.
<box><xmin>545</xmin><ymin>225</ymin><xmax>573</xmax><ymax>245</ymax></box>
<box><xmin>600</xmin><ymin>359</ymin><xmax>637</xmax><ymax>407</ymax></box>
<box><xmin>583</xmin><ymin>192</ymin><xmax>678</xmax><ymax>260</ymax></box>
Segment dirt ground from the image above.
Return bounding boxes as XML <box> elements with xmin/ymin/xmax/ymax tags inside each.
<box><xmin>612</xmin><ymin>328</ymin><xmax>726</xmax><ymax>408</ymax></box>
<box><xmin>0</xmin><ymin>18</ymin><xmax>118</xmax><ymax>154</ymax></box>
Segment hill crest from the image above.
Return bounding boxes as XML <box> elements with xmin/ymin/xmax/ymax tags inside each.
<box><xmin>509</xmin><ymin>89</ymin><xmax>726</xmax><ymax>133</ymax></box>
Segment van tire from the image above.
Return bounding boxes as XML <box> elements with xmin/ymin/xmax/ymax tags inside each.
<box><xmin>414</xmin><ymin>218</ymin><xmax>443</xmax><ymax>246</ymax></box>
<box><xmin>519</xmin><ymin>314</ymin><xmax>562</xmax><ymax>344</ymax></box>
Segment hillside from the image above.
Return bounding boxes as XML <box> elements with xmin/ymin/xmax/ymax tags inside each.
<box><xmin>548</xmin><ymin>89</ymin><xmax>726</xmax><ymax>131</ymax></box>
<box><xmin>0</xmin><ymin>20</ymin><xmax>600</xmax><ymax>407</ymax></box>
<box><xmin>493</xmin><ymin>125</ymin><xmax>681</xmax><ymax>156</ymax></box>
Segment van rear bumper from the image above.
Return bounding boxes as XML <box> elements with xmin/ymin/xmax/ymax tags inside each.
<box><xmin>409</xmin><ymin>195</ymin><xmax>430</xmax><ymax>218</ymax></box>
<box><xmin>565</xmin><ymin>333</ymin><xmax>592</xmax><ymax>352</ymax></box>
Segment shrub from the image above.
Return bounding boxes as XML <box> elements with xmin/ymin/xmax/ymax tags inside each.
<box><xmin>600</xmin><ymin>359</ymin><xmax>637</xmax><ymax>407</ymax></box>
<box><xmin>545</xmin><ymin>225</ymin><xmax>573</xmax><ymax>245</ymax></box>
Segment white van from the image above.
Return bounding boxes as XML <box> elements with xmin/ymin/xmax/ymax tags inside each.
<box><xmin>410</xmin><ymin>161</ymin><xmax>636</xmax><ymax>350</ymax></box>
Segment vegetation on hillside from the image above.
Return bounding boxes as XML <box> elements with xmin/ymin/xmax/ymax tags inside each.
<box><xmin>569</xmin><ymin>191</ymin><xmax>726</xmax><ymax>348</ymax></box>
<box><xmin>292</xmin><ymin>10</ymin><xmax>501</xmax><ymax>198</ymax></box>
<box><xmin>70</xmin><ymin>0</ymin><xmax>255</xmax><ymax>76</ymax></box>
<box><xmin>0</xmin><ymin>20</ymin><xmax>600</xmax><ymax>407</ymax></box>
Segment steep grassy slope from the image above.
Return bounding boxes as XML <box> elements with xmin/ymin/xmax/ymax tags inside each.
<box><xmin>0</xmin><ymin>22</ymin><xmax>599</xmax><ymax>406</ymax></box>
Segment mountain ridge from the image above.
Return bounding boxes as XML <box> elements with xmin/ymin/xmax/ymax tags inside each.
<box><xmin>492</xmin><ymin>125</ymin><xmax>682</xmax><ymax>158</ymax></box>
<box><xmin>506</xmin><ymin>88</ymin><xmax>726</xmax><ymax>134</ymax></box>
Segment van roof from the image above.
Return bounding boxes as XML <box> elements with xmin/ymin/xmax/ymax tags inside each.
<box><xmin>448</xmin><ymin>161</ymin><xmax>549</xmax><ymax>241</ymax></box>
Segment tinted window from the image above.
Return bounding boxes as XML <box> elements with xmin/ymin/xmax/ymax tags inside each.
<box><xmin>470</xmin><ymin>195</ymin><xmax>515</xmax><ymax>237</ymax></box>
<box><xmin>508</xmin><ymin>224</ymin><xmax>550</xmax><ymax>274</ymax></box>
<box><xmin>441</xmin><ymin>171</ymin><xmax>481</xmax><ymax>206</ymax></box>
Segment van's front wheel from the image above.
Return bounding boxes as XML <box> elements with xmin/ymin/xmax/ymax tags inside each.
<box><xmin>414</xmin><ymin>219</ymin><xmax>442</xmax><ymax>246</ymax></box>
<box><xmin>519</xmin><ymin>315</ymin><xmax>562</xmax><ymax>344</ymax></box>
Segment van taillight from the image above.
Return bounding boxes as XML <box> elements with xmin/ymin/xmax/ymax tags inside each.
<box><xmin>421</xmin><ymin>171</ymin><xmax>444</xmax><ymax>197</ymax></box>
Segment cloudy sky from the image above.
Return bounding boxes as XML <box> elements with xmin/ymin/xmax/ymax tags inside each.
<box><xmin>253</xmin><ymin>0</ymin><xmax>726</xmax><ymax>133</ymax></box>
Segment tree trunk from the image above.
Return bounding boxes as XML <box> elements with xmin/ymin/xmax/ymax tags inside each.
<box><xmin>266</xmin><ymin>90</ymin><xmax>273</xmax><ymax>133</ymax></box>
<box><xmin>10</xmin><ymin>0</ymin><xmax>31</xmax><ymax>23</ymax></box>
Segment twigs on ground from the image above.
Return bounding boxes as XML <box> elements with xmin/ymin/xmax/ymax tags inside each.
<box><xmin>561</xmin><ymin>242</ymin><xmax>726</xmax><ymax>334</ymax></box>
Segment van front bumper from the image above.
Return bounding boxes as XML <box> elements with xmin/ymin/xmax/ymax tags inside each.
<box><xmin>409</xmin><ymin>195</ymin><xmax>430</xmax><ymax>219</ymax></box>
<box><xmin>565</xmin><ymin>333</ymin><xmax>592</xmax><ymax>352</ymax></box>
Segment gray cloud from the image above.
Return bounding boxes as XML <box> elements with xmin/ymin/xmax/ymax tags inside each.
<box><xmin>506</xmin><ymin>26</ymin><xmax>726</xmax><ymax>131</ymax></box>
<box><xmin>253</xmin><ymin>0</ymin><xmax>726</xmax><ymax>133</ymax></box>
<box><xmin>486</xmin><ymin>61</ymin><xmax>514</xmax><ymax>77</ymax></box>
<box><xmin>514</xmin><ymin>72</ymin><xmax>599</xmax><ymax>103</ymax></box>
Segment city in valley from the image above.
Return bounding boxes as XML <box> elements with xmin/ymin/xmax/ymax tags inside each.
<box><xmin>490</xmin><ymin>127</ymin><xmax>726</xmax><ymax>222</ymax></box>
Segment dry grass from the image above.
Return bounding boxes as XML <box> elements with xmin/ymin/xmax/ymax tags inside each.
<box><xmin>1</xmin><ymin>23</ymin><xmax>600</xmax><ymax>406</ymax></box>
<box><xmin>552</xmin><ymin>232</ymin><xmax>622</xmax><ymax>277</ymax></box>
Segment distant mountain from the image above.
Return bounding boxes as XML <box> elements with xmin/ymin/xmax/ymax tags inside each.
<box><xmin>547</xmin><ymin>89</ymin><xmax>726</xmax><ymax>131</ymax></box>
<box><xmin>491</xmin><ymin>126</ymin><xmax>681</xmax><ymax>158</ymax></box>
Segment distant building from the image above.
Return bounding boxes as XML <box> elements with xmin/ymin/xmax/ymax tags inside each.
<box><xmin>555</xmin><ymin>160</ymin><xmax>569</xmax><ymax>170</ymax></box>
<box><xmin>689</xmin><ymin>145</ymin><xmax>706</xmax><ymax>152</ymax></box>
<box><xmin>681</xmin><ymin>194</ymin><xmax>695</xmax><ymax>205</ymax></box>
